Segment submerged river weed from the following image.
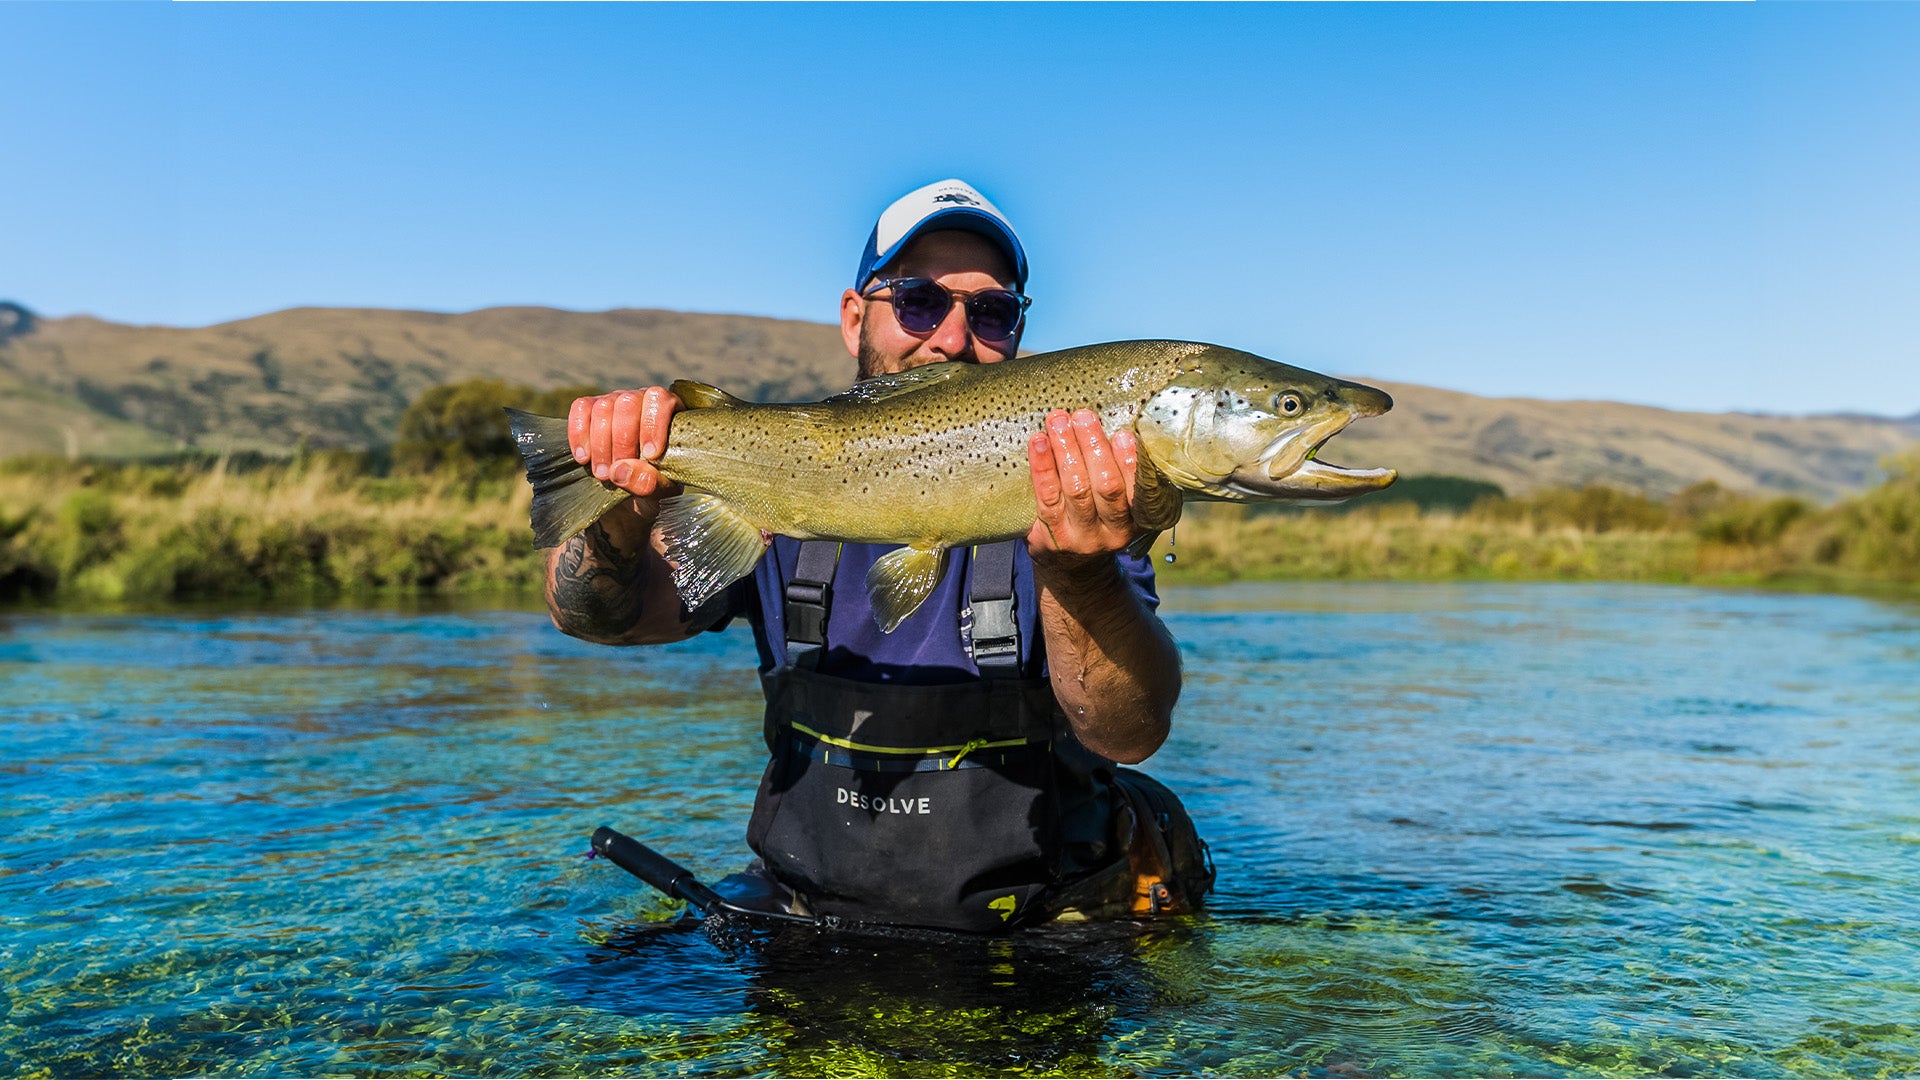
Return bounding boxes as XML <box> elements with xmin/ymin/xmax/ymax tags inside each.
<box><xmin>3</xmin><ymin>584</ymin><xmax>1917</xmax><ymax>1076</ymax></box>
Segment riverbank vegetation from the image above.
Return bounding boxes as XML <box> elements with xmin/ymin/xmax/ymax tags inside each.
<box><xmin>2</xmin><ymin>381</ymin><xmax>1915</xmax><ymax>607</ymax></box>
<box><xmin>1165</xmin><ymin>449</ymin><xmax>1919</xmax><ymax>597</ymax></box>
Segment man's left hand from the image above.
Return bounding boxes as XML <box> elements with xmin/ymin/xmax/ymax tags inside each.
<box><xmin>1027</xmin><ymin>409</ymin><xmax>1140</xmax><ymax>564</ymax></box>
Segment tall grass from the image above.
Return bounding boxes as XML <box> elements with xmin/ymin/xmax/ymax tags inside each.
<box><xmin>1154</xmin><ymin>452</ymin><xmax>1920</xmax><ymax>596</ymax></box>
<box><xmin>3</xmin><ymin>449</ymin><xmax>1917</xmax><ymax>607</ymax></box>
<box><xmin>0</xmin><ymin>455</ymin><xmax>541</xmax><ymax>605</ymax></box>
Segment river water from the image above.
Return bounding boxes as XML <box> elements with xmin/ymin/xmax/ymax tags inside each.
<box><xmin>3</xmin><ymin>583</ymin><xmax>1917</xmax><ymax>1077</ymax></box>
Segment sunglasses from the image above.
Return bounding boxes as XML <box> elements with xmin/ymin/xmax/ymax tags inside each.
<box><xmin>861</xmin><ymin>277</ymin><xmax>1032</xmax><ymax>343</ymax></box>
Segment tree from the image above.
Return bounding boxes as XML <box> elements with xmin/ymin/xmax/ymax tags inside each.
<box><xmin>393</xmin><ymin>379</ymin><xmax>600</xmax><ymax>476</ymax></box>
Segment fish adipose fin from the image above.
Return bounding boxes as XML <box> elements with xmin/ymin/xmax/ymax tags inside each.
<box><xmin>506</xmin><ymin>408</ymin><xmax>631</xmax><ymax>549</ymax></box>
<box><xmin>823</xmin><ymin>363</ymin><xmax>968</xmax><ymax>405</ymax></box>
<box><xmin>669</xmin><ymin>380</ymin><xmax>747</xmax><ymax>410</ymax></box>
<box><xmin>865</xmin><ymin>545</ymin><xmax>951</xmax><ymax>633</ymax></box>
<box><xmin>657</xmin><ymin>492</ymin><xmax>770</xmax><ymax>610</ymax></box>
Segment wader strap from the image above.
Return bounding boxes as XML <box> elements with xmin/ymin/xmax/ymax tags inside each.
<box><xmin>967</xmin><ymin>540</ymin><xmax>1021</xmax><ymax>677</ymax></box>
<box><xmin>784</xmin><ymin>541</ymin><xmax>841</xmax><ymax>659</ymax></box>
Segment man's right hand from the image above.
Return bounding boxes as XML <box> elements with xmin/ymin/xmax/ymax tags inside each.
<box><xmin>570</xmin><ymin>386</ymin><xmax>683</xmax><ymax>501</ymax></box>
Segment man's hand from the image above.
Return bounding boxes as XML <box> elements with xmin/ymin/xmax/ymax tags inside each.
<box><xmin>544</xmin><ymin>386</ymin><xmax>694</xmax><ymax>648</ymax></box>
<box><xmin>1023</xmin><ymin>408</ymin><xmax>1176</xmax><ymax>763</ymax></box>
<box><xmin>570</xmin><ymin>386</ymin><xmax>683</xmax><ymax>501</ymax></box>
<box><xmin>1025</xmin><ymin>408</ymin><xmax>1141</xmax><ymax>563</ymax></box>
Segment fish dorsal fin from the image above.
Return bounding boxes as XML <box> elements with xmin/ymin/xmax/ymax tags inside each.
<box><xmin>670</xmin><ymin>380</ymin><xmax>747</xmax><ymax>410</ymax></box>
<box><xmin>824</xmin><ymin>362</ymin><xmax>968</xmax><ymax>405</ymax></box>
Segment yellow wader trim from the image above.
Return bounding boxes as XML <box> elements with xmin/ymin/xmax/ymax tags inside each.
<box><xmin>787</xmin><ymin>720</ymin><xmax>1030</xmax><ymax>770</ymax></box>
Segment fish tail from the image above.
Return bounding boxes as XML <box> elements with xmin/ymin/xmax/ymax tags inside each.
<box><xmin>504</xmin><ymin>408</ymin><xmax>631</xmax><ymax>549</ymax></box>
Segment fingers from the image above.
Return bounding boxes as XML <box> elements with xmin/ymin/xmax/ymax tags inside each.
<box><xmin>639</xmin><ymin>385</ymin><xmax>678</xmax><ymax>461</ymax></box>
<box><xmin>1029</xmin><ymin>409</ymin><xmax>1138</xmax><ymax>556</ymax></box>
<box><xmin>569</xmin><ymin>397</ymin><xmax>591</xmax><ymax>463</ymax></box>
<box><xmin>1072</xmin><ymin>411</ymin><xmax>1133</xmax><ymax>535</ymax></box>
<box><xmin>570</xmin><ymin>387</ymin><xmax>681</xmax><ymax>499</ymax></box>
<box><xmin>1029</xmin><ymin>429</ymin><xmax>1061</xmax><ymax>511</ymax></box>
<box><xmin>1111</xmin><ymin>427</ymin><xmax>1140</xmax><ymax>507</ymax></box>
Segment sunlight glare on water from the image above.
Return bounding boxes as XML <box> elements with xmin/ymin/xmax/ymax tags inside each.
<box><xmin>2</xmin><ymin>583</ymin><xmax>1917</xmax><ymax>1076</ymax></box>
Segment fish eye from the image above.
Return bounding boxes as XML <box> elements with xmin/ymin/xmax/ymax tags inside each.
<box><xmin>1273</xmin><ymin>392</ymin><xmax>1304</xmax><ymax>416</ymax></box>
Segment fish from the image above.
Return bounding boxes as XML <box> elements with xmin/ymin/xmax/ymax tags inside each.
<box><xmin>507</xmin><ymin>339</ymin><xmax>1396</xmax><ymax>632</ymax></box>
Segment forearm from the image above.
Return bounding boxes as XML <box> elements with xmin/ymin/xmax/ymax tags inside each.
<box><xmin>1035</xmin><ymin>554</ymin><xmax>1181</xmax><ymax>764</ymax></box>
<box><xmin>543</xmin><ymin>500</ymin><xmax>691</xmax><ymax>646</ymax></box>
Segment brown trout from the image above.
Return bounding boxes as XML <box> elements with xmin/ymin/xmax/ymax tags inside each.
<box><xmin>509</xmin><ymin>340</ymin><xmax>1395</xmax><ymax>631</ymax></box>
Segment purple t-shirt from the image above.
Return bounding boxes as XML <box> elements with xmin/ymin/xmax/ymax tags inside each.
<box><xmin>717</xmin><ymin>537</ymin><xmax>1159</xmax><ymax>684</ymax></box>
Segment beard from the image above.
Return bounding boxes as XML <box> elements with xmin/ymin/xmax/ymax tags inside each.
<box><xmin>856</xmin><ymin>325</ymin><xmax>983</xmax><ymax>380</ymax></box>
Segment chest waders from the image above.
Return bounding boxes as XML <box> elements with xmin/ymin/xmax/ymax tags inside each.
<box><xmin>745</xmin><ymin>540</ymin><xmax>1076</xmax><ymax>933</ymax></box>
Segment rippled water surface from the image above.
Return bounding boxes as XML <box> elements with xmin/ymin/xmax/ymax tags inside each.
<box><xmin>4</xmin><ymin>583</ymin><xmax>1918</xmax><ymax>1077</ymax></box>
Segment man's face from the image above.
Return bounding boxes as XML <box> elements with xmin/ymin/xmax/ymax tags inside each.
<box><xmin>840</xmin><ymin>230</ymin><xmax>1023</xmax><ymax>378</ymax></box>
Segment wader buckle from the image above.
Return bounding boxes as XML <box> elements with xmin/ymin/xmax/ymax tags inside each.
<box><xmin>965</xmin><ymin>597</ymin><xmax>1020</xmax><ymax>670</ymax></box>
<box><xmin>785</xmin><ymin>580</ymin><xmax>829</xmax><ymax>652</ymax></box>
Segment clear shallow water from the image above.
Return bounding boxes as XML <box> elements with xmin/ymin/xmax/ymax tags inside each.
<box><xmin>2</xmin><ymin>583</ymin><xmax>1917</xmax><ymax>1077</ymax></box>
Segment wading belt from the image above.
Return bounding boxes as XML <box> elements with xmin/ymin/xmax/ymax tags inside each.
<box><xmin>782</xmin><ymin>541</ymin><xmax>1022</xmax><ymax>675</ymax></box>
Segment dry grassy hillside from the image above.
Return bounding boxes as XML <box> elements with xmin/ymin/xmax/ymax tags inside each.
<box><xmin>0</xmin><ymin>306</ymin><xmax>855</xmax><ymax>456</ymax></box>
<box><xmin>1335</xmin><ymin>380</ymin><xmax>1920</xmax><ymax>500</ymax></box>
<box><xmin>2</xmin><ymin>304</ymin><xmax>1915</xmax><ymax>501</ymax></box>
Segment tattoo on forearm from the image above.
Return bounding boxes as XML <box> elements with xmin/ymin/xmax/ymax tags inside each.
<box><xmin>546</xmin><ymin>521</ymin><xmax>650</xmax><ymax>641</ymax></box>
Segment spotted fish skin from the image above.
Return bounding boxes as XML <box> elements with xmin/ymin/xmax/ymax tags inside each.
<box><xmin>508</xmin><ymin>340</ymin><xmax>1395</xmax><ymax>631</ymax></box>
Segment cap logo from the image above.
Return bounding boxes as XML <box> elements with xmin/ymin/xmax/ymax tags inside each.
<box><xmin>932</xmin><ymin>192</ymin><xmax>980</xmax><ymax>206</ymax></box>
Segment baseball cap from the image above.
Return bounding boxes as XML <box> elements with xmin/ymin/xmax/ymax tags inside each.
<box><xmin>853</xmin><ymin>178</ymin><xmax>1028</xmax><ymax>292</ymax></box>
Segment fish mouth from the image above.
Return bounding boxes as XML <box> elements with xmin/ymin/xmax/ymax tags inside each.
<box><xmin>1226</xmin><ymin>394</ymin><xmax>1397</xmax><ymax>501</ymax></box>
<box><xmin>1253</xmin><ymin>456</ymin><xmax>1399</xmax><ymax>500</ymax></box>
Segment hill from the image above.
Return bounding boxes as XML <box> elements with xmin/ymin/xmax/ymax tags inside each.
<box><xmin>1335</xmin><ymin>379</ymin><xmax>1920</xmax><ymax>501</ymax></box>
<box><xmin>2</xmin><ymin>304</ymin><xmax>1915</xmax><ymax>501</ymax></box>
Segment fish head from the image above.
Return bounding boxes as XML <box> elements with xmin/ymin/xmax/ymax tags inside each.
<box><xmin>1134</xmin><ymin>344</ymin><xmax>1398</xmax><ymax>502</ymax></box>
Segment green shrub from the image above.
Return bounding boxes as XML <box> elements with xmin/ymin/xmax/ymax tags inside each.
<box><xmin>1469</xmin><ymin>484</ymin><xmax>1672</xmax><ymax>534</ymax></box>
<box><xmin>1696</xmin><ymin>497</ymin><xmax>1812</xmax><ymax>546</ymax></box>
<box><xmin>393</xmin><ymin>379</ymin><xmax>600</xmax><ymax>477</ymax></box>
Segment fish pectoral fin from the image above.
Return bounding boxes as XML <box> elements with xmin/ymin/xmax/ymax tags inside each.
<box><xmin>669</xmin><ymin>380</ymin><xmax>747</xmax><ymax>410</ymax></box>
<box><xmin>864</xmin><ymin>544</ymin><xmax>950</xmax><ymax>633</ymax></box>
<box><xmin>1129</xmin><ymin>451</ymin><xmax>1187</xmax><ymax>533</ymax></box>
<box><xmin>506</xmin><ymin>408</ymin><xmax>630</xmax><ymax>549</ymax></box>
<box><xmin>822</xmin><ymin>362</ymin><xmax>968</xmax><ymax>405</ymax></box>
<box><xmin>656</xmin><ymin>491</ymin><xmax>770</xmax><ymax>610</ymax></box>
<box><xmin>1123</xmin><ymin>530</ymin><xmax>1160</xmax><ymax>561</ymax></box>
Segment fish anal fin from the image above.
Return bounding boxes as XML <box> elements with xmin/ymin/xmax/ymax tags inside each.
<box><xmin>656</xmin><ymin>491</ymin><xmax>770</xmax><ymax>609</ymax></box>
<box><xmin>865</xmin><ymin>544</ymin><xmax>950</xmax><ymax>633</ymax></box>
<box><xmin>506</xmin><ymin>407</ymin><xmax>631</xmax><ymax>548</ymax></box>
<box><xmin>669</xmin><ymin>380</ymin><xmax>747</xmax><ymax>410</ymax></box>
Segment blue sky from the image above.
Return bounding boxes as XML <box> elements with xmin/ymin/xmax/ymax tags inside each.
<box><xmin>5</xmin><ymin>3</ymin><xmax>1917</xmax><ymax>416</ymax></box>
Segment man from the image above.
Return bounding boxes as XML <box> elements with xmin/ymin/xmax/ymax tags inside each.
<box><xmin>546</xmin><ymin>179</ymin><xmax>1210</xmax><ymax>931</ymax></box>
